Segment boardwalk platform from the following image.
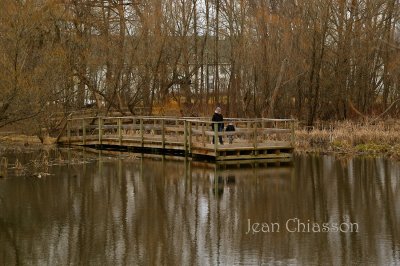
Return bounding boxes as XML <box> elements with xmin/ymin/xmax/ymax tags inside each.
<box><xmin>57</xmin><ymin>116</ymin><xmax>295</xmax><ymax>162</ymax></box>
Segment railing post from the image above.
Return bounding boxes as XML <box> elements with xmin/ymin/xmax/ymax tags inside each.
<box><xmin>98</xmin><ymin>117</ymin><xmax>103</xmax><ymax>145</ymax></box>
<box><xmin>195</xmin><ymin>121</ymin><xmax>199</xmax><ymax>142</ymax></box>
<box><xmin>184</xmin><ymin>120</ymin><xmax>188</xmax><ymax>154</ymax></box>
<box><xmin>188</xmin><ymin>122</ymin><xmax>192</xmax><ymax>154</ymax></box>
<box><xmin>247</xmin><ymin>121</ymin><xmax>251</xmax><ymax>143</ymax></box>
<box><xmin>161</xmin><ymin>119</ymin><xmax>165</xmax><ymax>149</ymax></box>
<box><xmin>214</xmin><ymin>123</ymin><xmax>218</xmax><ymax>157</ymax></box>
<box><xmin>253</xmin><ymin>122</ymin><xmax>257</xmax><ymax>149</ymax></box>
<box><xmin>175</xmin><ymin>119</ymin><xmax>179</xmax><ymax>138</ymax></box>
<box><xmin>140</xmin><ymin>118</ymin><xmax>144</xmax><ymax>147</ymax></box>
<box><xmin>261</xmin><ymin>119</ymin><xmax>265</xmax><ymax>141</ymax></box>
<box><xmin>291</xmin><ymin>120</ymin><xmax>295</xmax><ymax>146</ymax></box>
<box><xmin>202</xmin><ymin>123</ymin><xmax>205</xmax><ymax>147</ymax></box>
<box><xmin>118</xmin><ymin>118</ymin><xmax>122</xmax><ymax>145</ymax></box>
<box><xmin>82</xmin><ymin>119</ymin><xmax>86</xmax><ymax>145</ymax></box>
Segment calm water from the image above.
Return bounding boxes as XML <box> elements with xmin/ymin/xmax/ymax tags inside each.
<box><xmin>0</xmin><ymin>148</ymin><xmax>399</xmax><ymax>265</ymax></box>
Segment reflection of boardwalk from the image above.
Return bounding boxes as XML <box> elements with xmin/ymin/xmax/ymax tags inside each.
<box><xmin>58</xmin><ymin>116</ymin><xmax>295</xmax><ymax>162</ymax></box>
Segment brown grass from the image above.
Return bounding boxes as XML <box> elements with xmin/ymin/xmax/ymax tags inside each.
<box><xmin>0</xmin><ymin>134</ymin><xmax>49</xmax><ymax>145</ymax></box>
<box><xmin>295</xmin><ymin>120</ymin><xmax>400</xmax><ymax>159</ymax></box>
<box><xmin>0</xmin><ymin>134</ymin><xmax>40</xmax><ymax>143</ymax></box>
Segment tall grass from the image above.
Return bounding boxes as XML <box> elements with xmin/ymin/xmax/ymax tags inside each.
<box><xmin>295</xmin><ymin>120</ymin><xmax>400</xmax><ymax>159</ymax></box>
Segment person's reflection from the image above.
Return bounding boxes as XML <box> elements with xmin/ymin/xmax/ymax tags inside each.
<box><xmin>212</xmin><ymin>175</ymin><xmax>236</xmax><ymax>198</ymax></box>
<box><xmin>226</xmin><ymin>175</ymin><xmax>236</xmax><ymax>186</ymax></box>
<box><xmin>212</xmin><ymin>176</ymin><xmax>224</xmax><ymax>198</ymax></box>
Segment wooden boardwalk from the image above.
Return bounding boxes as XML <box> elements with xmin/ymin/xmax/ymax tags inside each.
<box><xmin>57</xmin><ymin>116</ymin><xmax>295</xmax><ymax>162</ymax></box>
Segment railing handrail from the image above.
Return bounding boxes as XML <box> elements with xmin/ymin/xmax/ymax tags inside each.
<box><xmin>66</xmin><ymin>115</ymin><xmax>295</xmax><ymax>124</ymax></box>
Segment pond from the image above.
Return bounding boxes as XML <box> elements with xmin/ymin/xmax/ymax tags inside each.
<box><xmin>0</xmin><ymin>148</ymin><xmax>399</xmax><ymax>265</ymax></box>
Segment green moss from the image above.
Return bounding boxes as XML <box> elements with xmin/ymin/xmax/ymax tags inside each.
<box><xmin>355</xmin><ymin>143</ymin><xmax>389</xmax><ymax>153</ymax></box>
<box><xmin>332</xmin><ymin>140</ymin><xmax>346</xmax><ymax>147</ymax></box>
<box><xmin>331</xmin><ymin>140</ymin><xmax>351</xmax><ymax>152</ymax></box>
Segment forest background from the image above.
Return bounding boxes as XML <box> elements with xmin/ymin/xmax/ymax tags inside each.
<box><xmin>1</xmin><ymin>0</ymin><xmax>400</xmax><ymax>138</ymax></box>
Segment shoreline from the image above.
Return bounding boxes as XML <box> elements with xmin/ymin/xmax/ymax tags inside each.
<box><xmin>2</xmin><ymin>118</ymin><xmax>400</xmax><ymax>161</ymax></box>
<box><xmin>294</xmin><ymin>149</ymin><xmax>400</xmax><ymax>161</ymax></box>
<box><xmin>294</xmin><ymin>121</ymin><xmax>400</xmax><ymax>160</ymax></box>
<box><xmin>1</xmin><ymin>134</ymin><xmax>399</xmax><ymax>161</ymax></box>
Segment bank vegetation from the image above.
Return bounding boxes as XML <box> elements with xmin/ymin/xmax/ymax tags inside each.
<box><xmin>1</xmin><ymin>0</ymin><xmax>400</xmax><ymax>153</ymax></box>
<box><xmin>296</xmin><ymin>120</ymin><xmax>400</xmax><ymax>159</ymax></box>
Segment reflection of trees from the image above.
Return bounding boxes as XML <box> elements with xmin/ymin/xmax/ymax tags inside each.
<box><xmin>0</xmin><ymin>197</ymin><xmax>20</xmax><ymax>265</ymax></box>
<box><xmin>0</xmin><ymin>153</ymin><xmax>399</xmax><ymax>264</ymax></box>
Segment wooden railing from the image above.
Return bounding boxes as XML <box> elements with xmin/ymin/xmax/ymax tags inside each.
<box><xmin>61</xmin><ymin>116</ymin><xmax>295</xmax><ymax>152</ymax></box>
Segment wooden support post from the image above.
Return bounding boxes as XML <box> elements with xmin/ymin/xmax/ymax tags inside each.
<box><xmin>188</xmin><ymin>122</ymin><xmax>192</xmax><ymax>154</ymax></box>
<box><xmin>175</xmin><ymin>119</ymin><xmax>179</xmax><ymax>139</ymax></box>
<box><xmin>253</xmin><ymin>122</ymin><xmax>257</xmax><ymax>149</ymax></box>
<box><xmin>291</xmin><ymin>120</ymin><xmax>295</xmax><ymax>146</ymax></box>
<box><xmin>82</xmin><ymin>119</ymin><xmax>86</xmax><ymax>145</ymax></box>
<box><xmin>140</xmin><ymin>118</ymin><xmax>144</xmax><ymax>147</ymax></box>
<box><xmin>214</xmin><ymin>123</ymin><xmax>218</xmax><ymax>157</ymax></box>
<box><xmin>202</xmin><ymin>123</ymin><xmax>205</xmax><ymax>147</ymax></box>
<box><xmin>247</xmin><ymin>122</ymin><xmax>251</xmax><ymax>143</ymax></box>
<box><xmin>261</xmin><ymin>119</ymin><xmax>265</xmax><ymax>141</ymax></box>
<box><xmin>162</xmin><ymin>119</ymin><xmax>165</xmax><ymax>149</ymax></box>
<box><xmin>184</xmin><ymin>120</ymin><xmax>188</xmax><ymax>154</ymax></box>
<box><xmin>118</xmin><ymin>118</ymin><xmax>122</xmax><ymax>145</ymax></box>
<box><xmin>98</xmin><ymin>117</ymin><xmax>103</xmax><ymax>145</ymax></box>
<box><xmin>195</xmin><ymin>121</ymin><xmax>199</xmax><ymax>141</ymax></box>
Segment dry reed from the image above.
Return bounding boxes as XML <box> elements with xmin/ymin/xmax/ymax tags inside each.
<box><xmin>295</xmin><ymin>120</ymin><xmax>400</xmax><ymax>159</ymax></box>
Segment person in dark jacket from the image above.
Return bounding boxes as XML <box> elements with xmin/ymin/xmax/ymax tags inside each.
<box><xmin>211</xmin><ymin>107</ymin><xmax>224</xmax><ymax>144</ymax></box>
<box><xmin>225</xmin><ymin>122</ymin><xmax>235</xmax><ymax>144</ymax></box>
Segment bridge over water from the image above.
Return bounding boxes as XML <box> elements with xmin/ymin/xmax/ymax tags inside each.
<box><xmin>57</xmin><ymin>116</ymin><xmax>295</xmax><ymax>162</ymax></box>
